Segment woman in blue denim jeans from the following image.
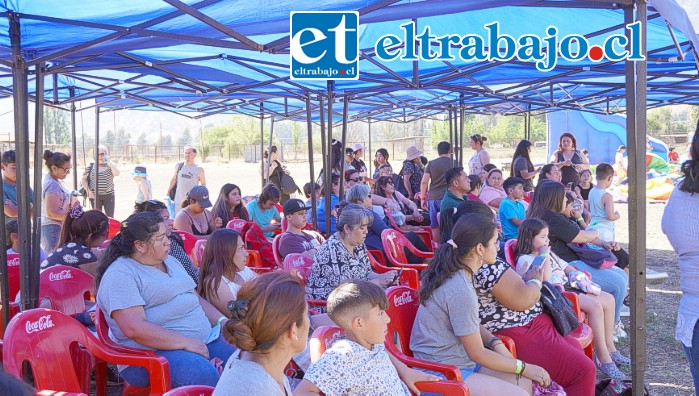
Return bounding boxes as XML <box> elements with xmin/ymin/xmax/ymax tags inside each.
<box><xmin>96</xmin><ymin>211</ymin><xmax>234</xmax><ymax>389</ymax></box>
<box><xmin>41</xmin><ymin>150</ymin><xmax>76</xmax><ymax>253</ymax></box>
<box><xmin>662</xmin><ymin>126</ymin><xmax>699</xmax><ymax>392</ymax></box>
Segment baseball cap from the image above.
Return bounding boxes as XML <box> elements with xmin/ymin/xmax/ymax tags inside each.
<box><xmin>283</xmin><ymin>199</ymin><xmax>312</xmax><ymax>215</ymax></box>
<box><xmin>187</xmin><ymin>185</ymin><xmax>212</xmax><ymax>208</ymax></box>
<box><xmin>351</xmin><ymin>143</ymin><xmax>365</xmax><ymax>152</ymax></box>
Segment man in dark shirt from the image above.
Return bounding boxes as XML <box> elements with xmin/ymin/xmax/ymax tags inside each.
<box><xmin>419</xmin><ymin>141</ymin><xmax>453</xmax><ymax>241</ymax></box>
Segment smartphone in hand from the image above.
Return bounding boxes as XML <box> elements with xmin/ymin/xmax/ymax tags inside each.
<box><xmin>390</xmin><ymin>268</ymin><xmax>404</xmax><ymax>286</ymax></box>
<box><xmin>530</xmin><ymin>255</ymin><xmax>546</xmax><ymax>267</ymax></box>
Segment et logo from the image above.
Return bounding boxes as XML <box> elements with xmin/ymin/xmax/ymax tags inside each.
<box><xmin>290</xmin><ymin>11</ymin><xmax>359</xmax><ymax>80</ymax></box>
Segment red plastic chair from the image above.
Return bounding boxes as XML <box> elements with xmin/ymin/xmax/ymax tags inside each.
<box><xmin>0</xmin><ymin>301</ymin><xmax>21</xmax><ymax>362</ymax></box>
<box><xmin>381</xmin><ymin>229</ymin><xmax>432</xmax><ymax>270</ymax></box>
<box><xmin>272</xmin><ymin>234</ymin><xmax>283</xmax><ymax>268</ymax></box>
<box><xmin>383</xmin><ymin>209</ymin><xmax>434</xmax><ymax>250</ymax></box>
<box><xmin>95</xmin><ymin>307</ymin><xmax>166</xmax><ymax>395</ymax></box>
<box><xmin>385</xmin><ymin>286</ymin><xmax>516</xmax><ymax>382</ymax></box>
<box><xmin>108</xmin><ymin>217</ymin><xmax>121</xmax><ymax>239</ymax></box>
<box><xmin>3</xmin><ymin>309</ymin><xmax>171</xmax><ymax>395</ymax></box>
<box><xmin>226</xmin><ymin>219</ymin><xmax>248</xmax><ymax>236</ymax></box>
<box><xmin>193</xmin><ymin>239</ymin><xmax>206</xmax><ymax>268</ymax></box>
<box><xmin>163</xmin><ymin>385</ymin><xmax>214</xmax><ymax>396</ymax></box>
<box><xmin>281</xmin><ymin>253</ymin><xmax>326</xmax><ymax>309</ymax></box>
<box><xmin>310</xmin><ymin>325</ymin><xmax>469</xmax><ymax>396</ymax></box>
<box><xmin>39</xmin><ymin>266</ymin><xmax>95</xmax><ymax>315</ymax></box>
<box><xmin>174</xmin><ymin>230</ymin><xmax>198</xmax><ymax>262</ymax></box>
<box><xmin>503</xmin><ymin>239</ymin><xmax>594</xmax><ymax>360</ymax></box>
<box><xmin>7</xmin><ymin>253</ymin><xmax>20</xmax><ymax>302</ymax></box>
<box><xmin>368</xmin><ymin>252</ymin><xmax>420</xmax><ymax>290</ymax></box>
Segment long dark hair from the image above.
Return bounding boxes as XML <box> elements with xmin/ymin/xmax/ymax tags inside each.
<box><xmin>197</xmin><ymin>229</ymin><xmax>245</xmax><ymax>302</ymax></box>
<box><xmin>438</xmin><ymin>199</ymin><xmax>493</xmax><ymax>244</ymax></box>
<box><xmin>258</xmin><ymin>183</ymin><xmax>280</xmax><ymax>207</ymax></box>
<box><xmin>374</xmin><ymin>148</ymin><xmax>391</xmax><ymax>169</ymax></box>
<box><xmin>680</xmin><ymin>122</ymin><xmax>699</xmax><ymax>194</ymax></box>
<box><xmin>420</xmin><ymin>213</ymin><xmax>496</xmax><ymax>304</ymax></box>
<box><xmin>374</xmin><ymin>175</ymin><xmax>395</xmax><ymax>198</ymax></box>
<box><xmin>527</xmin><ymin>180</ymin><xmax>564</xmax><ymax>219</ymax></box>
<box><xmin>59</xmin><ymin>207</ymin><xmax>109</xmax><ymax>247</ymax></box>
<box><xmin>514</xmin><ymin>218</ymin><xmax>548</xmax><ymax>263</ymax></box>
<box><xmin>212</xmin><ymin>184</ymin><xmax>249</xmax><ymax>223</ymax></box>
<box><xmin>537</xmin><ymin>163</ymin><xmax>556</xmax><ymax>185</ymax></box>
<box><xmin>96</xmin><ymin>212</ymin><xmax>163</xmax><ymax>289</ymax></box>
<box><xmin>43</xmin><ymin>150</ymin><xmax>71</xmax><ymax>171</ymax></box>
<box><xmin>510</xmin><ymin>140</ymin><xmax>533</xmax><ymax>177</ymax></box>
<box><xmin>557</xmin><ymin>132</ymin><xmax>578</xmax><ymax>151</ymax></box>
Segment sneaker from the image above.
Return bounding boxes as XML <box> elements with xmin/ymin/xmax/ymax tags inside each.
<box><xmin>620</xmin><ymin>305</ymin><xmax>630</xmax><ymax>317</ymax></box>
<box><xmin>610</xmin><ymin>351</ymin><xmax>631</xmax><ymax>366</ymax></box>
<box><xmin>614</xmin><ymin>321</ymin><xmax>628</xmax><ymax>339</ymax></box>
<box><xmin>595</xmin><ymin>353</ymin><xmax>627</xmax><ymax>380</ymax></box>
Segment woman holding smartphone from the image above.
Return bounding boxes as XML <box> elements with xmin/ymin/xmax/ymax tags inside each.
<box><xmin>82</xmin><ymin>145</ymin><xmax>120</xmax><ymax>217</ymax></box>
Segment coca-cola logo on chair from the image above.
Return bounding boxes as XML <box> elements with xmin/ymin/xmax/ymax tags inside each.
<box><xmin>25</xmin><ymin>315</ymin><xmax>55</xmax><ymax>334</ymax></box>
<box><xmin>8</xmin><ymin>257</ymin><xmax>20</xmax><ymax>267</ymax></box>
<box><xmin>393</xmin><ymin>291</ymin><xmax>413</xmax><ymax>307</ymax></box>
<box><xmin>49</xmin><ymin>269</ymin><xmax>73</xmax><ymax>282</ymax></box>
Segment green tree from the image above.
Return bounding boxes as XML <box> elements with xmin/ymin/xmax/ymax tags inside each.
<box><xmin>178</xmin><ymin>127</ymin><xmax>192</xmax><ymax>145</ymax></box>
<box><xmin>291</xmin><ymin>122</ymin><xmax>303</xmax><ymax>160</ymax></box>
<box><xmin>162</xmin><ymin>134</ymin><xmax>173</xmax><ymax>146</ymax></box>
<box><xmin>44</xmin><ymin>107</ymin><xmax>71</xmax><ymax>145</ymax></box>
<box><xmin>137</xmin><ymin>132</ymin><xmax>148</xmax><ymax>145</ymax></box>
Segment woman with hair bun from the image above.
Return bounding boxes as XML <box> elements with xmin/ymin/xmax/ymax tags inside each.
<box><xmin>40</xmin><ymin>205</ymin><xmax>109</xmax><ymax>276</ymax></box>
<box><xmin>214</xmin><ymin>272</ymin><xmax>309</xmax><ymax>395</ymax></box>
<box><xmin>41</xmin><ymin>150</ymin><xmax>76</xmax><ymax>252</ymax></box>
<box><xmin>96</xmin><ymin>211</ymin><xmax>234</xmax><ymax>389</ymax></box>
<box><xmin>468</xmin><ymin>134</ymin><xmax>490</xmax><ymax>177</ymax></box>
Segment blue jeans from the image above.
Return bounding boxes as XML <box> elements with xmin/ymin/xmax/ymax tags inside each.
<box><xmin>121</xmin><ymin>334</ymin><xmax>235</xmax><ymax>388</ymax></box>
<box><xmin>428</xmin><ymin>199</ymin><xmax>442</xmax><ymax>227</ymax></box>
<box><xmin>571</xmin><ymin>260</ymin><xmax>628</xmax><ymax>323</ymax></box>
<box><xmin>420</xmin><ymin>365</ymin><xmax>481</xmax><ymax>396</ymax></box>
<box><xmin>41</xmin><ymin>224</ymin><xmax>62</xmax><ymax>253</ymax></box>
<box><xmin>683</xmin><ymin>320</ymin><xmax>699</xmax><ymax>394</ymax></box>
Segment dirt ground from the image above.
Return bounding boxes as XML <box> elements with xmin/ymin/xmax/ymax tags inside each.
<box><xmin>93</xmin><ymin>156</ymin><xmax>692</xmax><ymax>395</ymax></box>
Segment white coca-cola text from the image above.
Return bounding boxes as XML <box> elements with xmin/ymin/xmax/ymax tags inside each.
<box><xmin>49</xmin><ymin>269</ymin><xmax>73</xmax><ymax>282</ymax></box>
<box><xmin>393</xmin><ymin>291</ymin><xmax>413</xmax><ymax>307</ymax></box>
<box><xmin>25</xmin><ymin>315</ymin><xmax>55</xmax><ymax>334</ymax></box>
<box><xmin>8</xmin><ymin>257</ymin><xmax>19</xmax><ymax>267</ymax></box>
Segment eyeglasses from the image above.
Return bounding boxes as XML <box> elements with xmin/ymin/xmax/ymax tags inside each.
<box><xmin>349</xmin><ymin>178</ymin><xmax>361</xmax><ymax>182</ymax></box>
<box><xmin>98</xmin><ymin>153</ymin><xmax>105</xmax><ymax>156</ymax></box>
<box><xmin>61</xmin><ymin>166</ymin><xmax>72</xmax><ymax>172</ymax></box>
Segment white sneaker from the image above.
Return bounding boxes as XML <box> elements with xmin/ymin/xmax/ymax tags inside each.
<box><xmin>614</xmin><ymin>321</ymin><xmax>628</xmax><ymax>339</ymax></box>
<box><xmin>620</xmin><ymin>305</ymin><xmax>630</xmax><ymax>317</ymax></box>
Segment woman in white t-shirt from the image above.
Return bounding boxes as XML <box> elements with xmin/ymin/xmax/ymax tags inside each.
<box><xmin>197</xmin><ymin>228</ymin><xmax>256</xmax><ymax>315</ymax></box>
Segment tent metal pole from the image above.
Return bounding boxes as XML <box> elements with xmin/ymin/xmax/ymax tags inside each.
<box><xmin>31</xmin><ymin>63</ymin><xmax>45</xmax><ymax>307</ymax></box>
<box><xmin>0</xmin><ymin>165</ymin><xmax>6</xmax><ymax>334</ymax></box>
<box><xmin>260</xmin><ymin>103</ymin><xmax>264</xmax><ymax>190</ymax></box>
<box><xmin>625</xmin><ymin>4</ymin><xmax>647</xmax><ymax>394</ymax></box>
<box><xmin>459</xmin><ymin>94</ymin><xmax>465</xmax><ymax>168</ymax></box>
<box><xmin>367</xmin><ymin>118</ymin><xmax>372</xmax><ymax>180</ymax></box>
<box><xmin>448</xmin><ymin>107</ymin><xmax>453</xmax><ymax>162</ymax></box>
<box><xmin>319</xmin><ymin>96</ymin><xmax>329</xmax><ymax>238</ymax></box>
<box><xmin>94</xmin><ymin>107</ymin><xmax>100</xmax><ymax>213</ymax></box>
<box><xmin>70</xmin><ymin>87</ymin><xmax>78</xmax><ymax>190</ymax></box>
<box><xmin>305</xmin><ymin>95</ymin><xmax>318</xmax><ymax>231</ymax></box>
<box><xmin>10</xmin><ymin>13</ymin><xmax>34</xmax><ymax>310</ymax></box>
<box><xmin>325</xmin><ymin>81</ymin><xmax>335</xmax><ymax>239</ymax></box>
<box><xmin>339</xmin><ymin>96</ymin><xmax>349</xmax><ymax>199</ymax></box>
<box><xmin>266</xmin><ymin>117</ymin><xmax>274</xmax><ymax>185</ymax></box>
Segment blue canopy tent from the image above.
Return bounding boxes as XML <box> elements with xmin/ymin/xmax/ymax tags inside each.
<box><xmin>0</xmin><ymin>1</ymin><xmax>696</xmax><ymax>392</ymax></box>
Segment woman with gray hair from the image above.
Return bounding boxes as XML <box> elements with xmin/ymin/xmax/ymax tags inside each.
<box><xmin>305</xmin><ymin>202</ymin><xmax>397</xmax><ymax>309</ymax></box>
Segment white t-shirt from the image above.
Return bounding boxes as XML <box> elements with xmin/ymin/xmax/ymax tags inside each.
<box><xmin>221</xmin><ymin>267</ymin><xmax>257</xmax><ymax>299</ymax></box>
<box><xmin>214</xmin><ymin>349</ymin><xmax>292</xmax><ymax>396</ymax></box>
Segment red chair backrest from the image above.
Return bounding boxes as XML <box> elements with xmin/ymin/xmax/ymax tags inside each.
<box><xmin>385</xmin><ymin>286</ymin><xmax>419</xmax><ymax>358</ymax></box>
<box><xmin>309</xmin><ymin>326</ymin><xmax>346</xmax><ymax>363</ymax></box>
<box><xmin>3</xmin><ymin>309</ymin><xmax>171</xmax><ymax>394</ymax></box>
<box><xmin>163</xmin><ymin>385</ymin><xmax>215</xmax><ymax>396</ymax></box>
<box><xmin>504</xmin><ymin>239</ymin><xmax>518</xmax><ymax>267</ymax></box>
<box><xmin>226</xmin><ymin>219</ymin><xmax>248</xmax><ymax>234</ymax></box>
<box><xmin>194</xmin><ymin>240</ymin><xmax>206</xmax><ymax>268</ymax></box>
<box><xmin>275</xmin><ymin>203</ymin><xmax>284</xmax><ymax>216</ymax></box>
<box><xmin>175</xmin><ymin>230</ymin><xmax>198</xmax><ymax>258</ymax></box>
<box><xmin>382</xmin><ymin>229</ymin><xmax>411</xmax><ymax>264</ymax></box>
<box><xmin>107</xmin><ymin>218</ymin><xmax>121</xmax><ymax>239</ymax></box>
<box><xmin>39</xmin><ymin>266</ymin><xmax>95</xmax><ymax>316</ymax></box>
<box><xmin>0</xmin><ymin>302</ymin><xmax>21</xmax><ymax>336</ymax></box>
<box><xmin>272</xmin><ymin>234</ymin><xmax>283</xmax><ymax>268</ymax></box>
<box><xmin>282</xmin><ymin>253</ymin><xmax>314</xmax><ymax>286</ymax></box>
<box><xmin>7</xmin><ymin>253</ymin><xmax>20</xmax><ymax>302</ymax></box>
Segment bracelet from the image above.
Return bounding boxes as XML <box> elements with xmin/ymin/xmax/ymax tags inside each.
<box><xmin>216</xmin><ymin>316</ymin><xmax>227</xmax><ymax>326</ymax></box>
<box><xmin>527</xmin><ymin>279</ymin><xmax>542</xmax><ymax>288</ymax></box>
<box><xmin>488</xmin><ymin>336</ymin><xmax>502</xmax><ymax>350</ymax></box>
<box><xmin>515</xmin><ymin>359</ymin><xmax>523</xmax><ymax>375</ymax></box>
<box><xmin>576</xmin><ymin>217</ymin><xmax>584</xmax><ymax>223</ymax></box>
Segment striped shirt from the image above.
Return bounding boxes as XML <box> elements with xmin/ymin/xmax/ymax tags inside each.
<box><xmin>84</xmin><ymin>163</ymin><xmax>115</xmax><ymax>195</ymax></box>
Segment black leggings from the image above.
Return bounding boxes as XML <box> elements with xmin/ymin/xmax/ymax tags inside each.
<box><xmin>90</xmin><ymin>193</ymin><xmax>116</xmax><ymax>218</ymax></box>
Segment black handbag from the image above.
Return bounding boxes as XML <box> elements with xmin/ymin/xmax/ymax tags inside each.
<box><xmin>540</xmin><ymin>281</ymin><xmax>580</xmax><ymax>337</ymax></box>
<box><xmin>168</xmin><ymin>162</ymin><xmax>184</xmax><ymax>201</ymax></box>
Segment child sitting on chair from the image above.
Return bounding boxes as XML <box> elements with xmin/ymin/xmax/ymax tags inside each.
<box><xmin>294</xmin><ymin>280</ymin><xmax>439</xmax><ymax>395</ymax></box>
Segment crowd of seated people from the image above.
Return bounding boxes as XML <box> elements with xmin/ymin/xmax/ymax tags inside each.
<box><xmin>15</xmin><ymin>137</ymin><xmax>641</xmax><ymax>395</ymax></box>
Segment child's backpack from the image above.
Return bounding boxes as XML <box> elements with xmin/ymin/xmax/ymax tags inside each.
<box><xmin>244</xmin><ymin>223</ymin><xmax>276</xmax><ymax>269</ymax></box>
